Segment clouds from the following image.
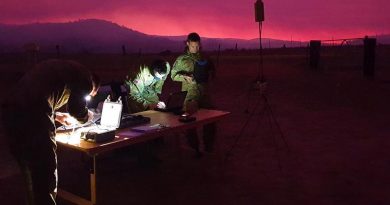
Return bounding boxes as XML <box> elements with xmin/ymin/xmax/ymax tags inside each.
<box><xmin>0</xmin><ymin>0</ymin><xmax>389</xmax><ymax>40</ymax></box>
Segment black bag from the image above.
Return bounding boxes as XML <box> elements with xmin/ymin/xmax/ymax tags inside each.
<box><xmin>193</xmin><ymin>60</ymin><xmax>209</xmax><ymax>83</ymax></box>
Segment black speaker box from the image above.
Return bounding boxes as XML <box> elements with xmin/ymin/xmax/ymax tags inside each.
<box><xmin>255</xmin><ymin>0</ymin><xmax>265</xmax><ymax>22</ymax></box>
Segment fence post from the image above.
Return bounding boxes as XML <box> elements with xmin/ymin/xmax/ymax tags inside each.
<box><xmin>363</xmin><ymin>37</ymin><xmax>376</xmax><ymax>78</ymax></box>
<box><xmin>122</xmin><ymin>45</ymin><xmax>127</xmax><ymax>56</ymax></box>
<box><xmin>309</xmin><ymin>40</ymin><xmax>321</xmax><ymax>69</ymax></box>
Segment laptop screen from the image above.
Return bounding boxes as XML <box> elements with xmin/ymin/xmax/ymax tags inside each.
<box><xmin>165</xmin><ymin>91</ymin><xmax>187</xmax><ymax>110</ymax></box>
<box><xmin>100</xmin><ymin>101</ymin><xmax>123</xmax><ymax>128</ymax></box>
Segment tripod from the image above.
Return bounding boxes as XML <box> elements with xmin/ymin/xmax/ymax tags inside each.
<box><xmin>224</xmin><ymin>18</ymin><xmax>289</xmax><ymax>172</ymax></box>
<box><xmin>224</xmin><ymin>81</ymin><xmax>290</xmax><ymax>171</ymax></box>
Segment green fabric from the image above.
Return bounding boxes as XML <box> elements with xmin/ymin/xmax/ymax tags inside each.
<box><xmin>125</xmin><ymin>63</ymin><xmax>170</xmax><ymax>113</ymax></box>
<box><xmin>171</xmin><ymin>51</ymin><xmax>204</xmax><ymax>102</ymax></box>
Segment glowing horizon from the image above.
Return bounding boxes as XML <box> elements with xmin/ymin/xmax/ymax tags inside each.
<box><xmin>1</xmin><ymin>0</ymin><xmax>389</xmax><ymax>41</ymax></box>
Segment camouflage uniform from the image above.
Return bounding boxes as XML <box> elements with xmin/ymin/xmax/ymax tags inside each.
<box><xmin>171</xmin><ymin>51</ymin><xmax>213</xmax><ymax>108</ymax></box>
<box><xmin>125</xmin><ymin>63</ymin><xmax>170</xmax><ymax>113</ymax></box>
<box><xmin>171</xmin><ymin>51</ymin><xmax>216</xmax><ymax>153</ymax></box>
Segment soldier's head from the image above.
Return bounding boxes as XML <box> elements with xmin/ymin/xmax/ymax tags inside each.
<box><xmin>186</xmin><ymin>32</ymin><xmax>201</xmax><ymax>54</ymax></box>
<box><xmin>150</xmin><ymin>59</ymin><xmax>168</xmax><ymax>80</ymax></box>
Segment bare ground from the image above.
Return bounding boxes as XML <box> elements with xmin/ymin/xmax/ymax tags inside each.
<box><xmin>1</xmin><ymin>47</ymin><xmax>390</xmax><ymax>205</ymax></box>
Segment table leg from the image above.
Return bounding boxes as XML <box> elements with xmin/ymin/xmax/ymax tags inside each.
<box><xmin>91</xmin><ymin>155</ymin><xmax>97</xmax><ymax>204</ymax></box>
<box><xmin>58</xmin><ymin>155</ymin><xmax>98</xmax><ymax>205</ymax></box>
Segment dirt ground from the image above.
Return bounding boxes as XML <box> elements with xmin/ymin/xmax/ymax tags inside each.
<box><xmin>1</xmin><ymin>47</ymin><xmax>390</xmax><ymax>205</ymax></box>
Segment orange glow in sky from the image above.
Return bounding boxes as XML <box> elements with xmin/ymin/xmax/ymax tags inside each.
<box><xmin>1</xmin><ymin>0</ymin><xmax>389</xmax><ymax>41</ymax></box>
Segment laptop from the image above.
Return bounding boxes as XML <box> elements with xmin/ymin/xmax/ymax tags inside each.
<box><xmin>99</xmin><ymin>99</ymin><xmax>123</xmax><ymax>128</ymax></box>
<box><xmin>58</xmin><ymin>98</ymin><xmax>151</xmax><ymax>134</ymax></box>
<box><xmin>155</xmin><ymin>91</ymin><xmax>187</xmax><ymax>113</ymax></box>
<box><xmin>57</xmin><ymin>98</ymin><xmax>123</xmax><ymax>132</ymax></box>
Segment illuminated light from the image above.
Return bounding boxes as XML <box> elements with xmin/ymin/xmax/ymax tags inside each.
<box><xmin>85</xmin><ymin>95</ymin><xmax>92</xmax><ymax>101</ymax></box>
<box><xmin>55</xmin><ymin>132</ymin><xmax>82</xmax><ymax>145</ymax></box>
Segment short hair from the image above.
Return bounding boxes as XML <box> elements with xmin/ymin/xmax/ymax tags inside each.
<box><xmin>150</xmin><ymin>59</ymin><xmax>168</xmax><ymax>75</ymax></box>
<box><xmin>187</xmin><ymin>32</ymin><xmax>201</xmax><ymax>42</ymax></box>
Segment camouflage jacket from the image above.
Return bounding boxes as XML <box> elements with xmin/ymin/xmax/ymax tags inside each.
<box><xmin>171</xmin><ymin>51</ymin><xmax>213</xmax><ymax>107</ymax></box>
<box><xmin>171</xmin><ymin>51</ymin><xmax>202</xmax><ymax>102</ymax></box>
<box><xmin>125</xmin><ymin>63</ymin><xmax>170</xmax><ymax>113</ymax></box>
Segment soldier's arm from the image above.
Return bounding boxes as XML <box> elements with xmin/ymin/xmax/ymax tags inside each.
<box><xmin>171</xmin><ymin>58</ymin><xmax>188</xmax><ymax>82</ymax></box>
<box><xmin>128</xmin><ymin>78</ymin><xmax>151</xmax><ymax>108</ymax></box>
<box><xmin>154</xmin><ymin>80</ymin><xmax>164</xmax><ymax>94</ymax></box>
<box><xmin>129</xmin><ymin>70</ymin><xmax>160</xmax><ymax>109</ymax></box>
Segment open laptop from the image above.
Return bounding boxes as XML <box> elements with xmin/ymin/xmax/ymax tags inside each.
<box><xmin>155</xmin><ymin>91</ymin><xmax>187</xmax><ymax>113</ymax></box>
<box><xmin>57</xmin><ymin>98</ymin><xmax>122</xmax><ymax>131</ymax></box>
<box><xmin>57</xmin><ymin>97</ymin><xmax>150</xmax><ymax>132</ymax></box>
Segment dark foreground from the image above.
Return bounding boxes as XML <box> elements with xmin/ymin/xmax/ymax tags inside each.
<box><xmin>1</xmin><ymin>47</ymin><xmax>390</xmax><ymax>205</ymax></box>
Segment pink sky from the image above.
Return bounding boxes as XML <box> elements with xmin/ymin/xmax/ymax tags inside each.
<box><xmin>1</xmin><ymin>0</ymin><xmax>389</xmax><ymax>41</ymax></box>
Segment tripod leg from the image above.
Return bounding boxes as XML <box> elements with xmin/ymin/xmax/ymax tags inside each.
<box><xmin>224</xmin><ymin>95</ymin><xmax>262</xmax><ymax>162</ymax></box>
<box><xmin>263</xmin><ymin>106</ymin><xmax>283</xmax><ymax>172</ymax></box>
<box><xmin>243</xmin><ymin>101</ymin><xmax>268</xmax><ymax>153</ymax></box>
<box><xmin>262</xmin><ymin>94</ymin><xmax>290</xmax><ymax>152</ymax></box>
<box><xmin>244</xmin><ymin>89</ymin><xmax>254</xmax><ymax>113</ymax></box>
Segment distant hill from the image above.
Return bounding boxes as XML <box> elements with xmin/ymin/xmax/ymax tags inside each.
<box><xmin>0</xmin><ymin>19</ymin><xmax>389</xmax><ymax>53</ymax></box>
<box><xmin>0</xmin><ymin>19</ymin><xmax>179</xmax><ymax>53</ymax></box>
<box><xmin>376</xmin><ymin>34</ymin><xmax>390</xmax><ymax>45</ymax></box>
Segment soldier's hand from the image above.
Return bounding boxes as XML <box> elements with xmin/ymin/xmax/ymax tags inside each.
<box><xmin>87</xmin><ymin>110</ymin><xmax>94</xmax><ymax>122</ymax></box>
<box><xmin>183</xmin><ymin>75</ymin><xmax>195</xmax><ymax>83</ymax></box>
<box><xmin>157</xmin><ymin>101</ymin><xmax>166</xmax><ymax>109</ymax></box>
<box><xmin>55</xmin><ymin>112</ymin><xmax>77</xmax><ymax>126</ymax></box>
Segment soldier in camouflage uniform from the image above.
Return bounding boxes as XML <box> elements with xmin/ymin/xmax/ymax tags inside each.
<box><xmin>171</xmin><ymin>32</ymin><xmax>216</xmax><ymax>155</ymax></box>
<box><xmin>124</xmin><ymin>60</ymin><xmax>170</xmax><ymax>164</ymax></box>
<box><xmin>125</xmin><ymin>59</ymin><xmax>170</xmax><ymax>113</ymax></box>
